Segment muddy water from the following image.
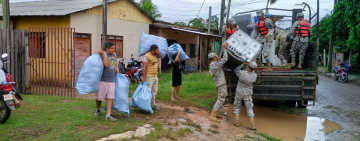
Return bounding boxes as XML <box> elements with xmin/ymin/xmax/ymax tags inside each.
<box><xmin>221</xmin><ymin>104</ymin><xmax>341</xmax><ymax>141</ymax></box>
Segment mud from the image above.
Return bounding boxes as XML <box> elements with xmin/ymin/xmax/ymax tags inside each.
<box><xmin>220</xmin><ymin>104</ymin><xmax>341</xmax><ymax>141</ymax></box>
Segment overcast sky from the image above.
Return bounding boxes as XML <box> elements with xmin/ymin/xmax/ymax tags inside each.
<box><xmin>10</xmin><ymin>0</ymin><xmax>335</xmax><ymax>28</ymax></box>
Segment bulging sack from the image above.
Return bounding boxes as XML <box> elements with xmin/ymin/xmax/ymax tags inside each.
<box><xmin>0</xmin><ymin>61</ymin><xmax>6</xmax><ymax>84</ymax></box>
<box><xmin>130</xmin><ymin>81</ymin><xmax>153</xmax><ymax>113</ymax></box>
<box><xmin>113</xmin><ymin>74</ymin><xmax>130</xmax><ymax>114</ymax></box>
<box><xmin>76</xmin><ymin>54</ymin><xmax>104</xmax><ymax>95</ymax></box>
<box><xmin>167</xmin><ymin>43</ymin><xmax>190</xmax><ymax>64</ymax></box>
<box><xmin>138</xmin><ymin>31</ymin><xmax>168</xmax><ymax>59</ymax></box>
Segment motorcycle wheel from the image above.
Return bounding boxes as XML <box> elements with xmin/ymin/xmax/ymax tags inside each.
<box><xmin>0</xmin><ymin>98</ymin><xmax>11</xmax><ymax>124</ymax></box>
<box><xmin>126</xmin><ymin>76</ymin><xmax>132</xmax><ymax>85</ymax></box>
<box><xmin>338</xmin><ymin>74</ymin><xmax>348</xmax><ymax>83</ymax></box>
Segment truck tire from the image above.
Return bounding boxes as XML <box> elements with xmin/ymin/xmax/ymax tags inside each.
<box><xmin>285</xmin><ymin>100</ymin><xmax>297</xmax><ymax>107</ymax></box>
<box><xmin>297</xmin><ymin>100</ymin><xmax>308</xmax><ymax>108</ymax></box>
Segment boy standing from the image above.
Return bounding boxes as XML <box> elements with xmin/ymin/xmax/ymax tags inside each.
<box><xmin>171</xmin><ymin>51</ymin><xmax>182</xmax><ymax>101</ymax></box>
<box><xmin>94</xmin><ymin>42</ymin><xmax>119</xmax><ymax>122</ymax></box>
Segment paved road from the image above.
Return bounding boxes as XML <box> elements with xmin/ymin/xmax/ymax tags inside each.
<box><xmin>308</xmin><ymin>75</ymin><xmax>360</xmax><ymax>140</ymax></box>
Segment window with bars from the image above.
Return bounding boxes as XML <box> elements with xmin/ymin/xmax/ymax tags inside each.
<box><xmin>29</xmin><ymin>32</ymin><xmax>46</xmax><ymax>58</ymax></box>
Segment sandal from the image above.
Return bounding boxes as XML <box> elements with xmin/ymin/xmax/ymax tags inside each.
<box><xmin>184</xmin><ymin>108</ymin><xmax>194</xmax><ymax>114</ymax></box>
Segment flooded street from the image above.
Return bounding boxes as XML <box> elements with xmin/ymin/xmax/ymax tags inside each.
<box><xmin>220</xmin><ymin>104</ymin><xmax>340</xmax><ymax>141</ymax></box>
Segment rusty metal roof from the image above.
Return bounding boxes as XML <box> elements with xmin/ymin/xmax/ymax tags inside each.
<box><xmin>0</xmin><ymin>0</ymin><xmax>154</xmax><ymax>21</ymax></box>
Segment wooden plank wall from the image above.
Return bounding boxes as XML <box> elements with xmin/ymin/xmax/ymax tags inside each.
<box><xmin>0</xmin><ymin>29</ymin><xmax>29</xmax><ymax>93</ymax></box>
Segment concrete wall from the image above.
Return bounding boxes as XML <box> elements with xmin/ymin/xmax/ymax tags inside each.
<box><xmin>70</xmin><ymin>12</ymin><xmax>149</xmax><ymax>63</ymax></box>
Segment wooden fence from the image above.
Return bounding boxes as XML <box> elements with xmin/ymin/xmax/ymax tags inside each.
<box><xmin>0</xmin><ymin>29</ymin><xmax>29</xmax><ymax>93</ymax></box>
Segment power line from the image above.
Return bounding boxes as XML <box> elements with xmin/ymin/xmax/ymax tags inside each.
<box><xmin>197</xmin><ymin>0</ymin><xmax>206</xmax><ymax>17</ymax></box>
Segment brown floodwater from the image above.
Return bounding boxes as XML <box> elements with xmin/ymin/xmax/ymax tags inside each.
<box><xmin>219</xmin><ymin>104</ymin><xmax>341</xmax><ymax>141</ymax></box>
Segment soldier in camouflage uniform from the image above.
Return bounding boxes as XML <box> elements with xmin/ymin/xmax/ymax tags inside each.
<box><xmin>221</xmin><ymin>18</ymin><xmax>239</xmax><ymax>42</ymax></box>
<box><xmin>275</xmin><ymin>30</ymin><xmax>290</xmax><ymax>66</ymax></box>
<box><xmin>288</xmin><ymin>13</ymin><xmax>310</xmax><ymax>69</ymax></box>
<box><xmin>233</xmin><ymin>61</ymin><xmax>258</xmax><ymax>130</ymax></box>
<box><xmin>208</xmin><ymin>45</ymin><xmax>228</xmax><ymax>123</ymax></box>
<box><xmin>253</xmin><ymin>10</ymin><xmax>274</xmax><ymax>72</ymax></box>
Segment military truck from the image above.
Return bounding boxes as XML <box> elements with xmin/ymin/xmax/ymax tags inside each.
<box><xmin>224</xmin><ymin>6</ymin><xmax>319</xmax><ymax>107</ymax></box>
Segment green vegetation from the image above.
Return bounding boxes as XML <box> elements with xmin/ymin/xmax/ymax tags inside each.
<box><xmin>255</xmin><ymin>131</ymin><xmax>282</xmax><ymax>141</ymax></box>
<box><xmin>139</xmin><ymin>122</ymin><xmax>193</xmax><ymax>141</ymax></box>
<box><xmin>130</xmin><ymin>72</ymin><xmax>217</xmax><ymax>110</ymax></box>
<box><xmin>138</xmin><ymin>0</ymin><xmax>161</xmax><ymax>20</ymax></box>
<box><xmin>181</xmin><ymin>118</ymin><xmax>202</xmax><ymax>131</ymax></box>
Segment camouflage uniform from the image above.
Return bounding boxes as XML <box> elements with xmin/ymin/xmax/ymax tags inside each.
<box><xmin>275</xmin><ymin>30</ymin><xmax>290</xmax><ymax>62</ymax></box>
<box><xmin>209</xmin><ymin>50</ymin><xmax>228</xmax><ymax>111</ymax></box>
<box><xmin>233</xmin><ymin>64</ymin><xmax>258</xmax><ymax>118</ymax></box>
<box><xmin>289</xmin><ymin>20</ymin><xmax>310</xmax><ymax>62</ymax></box>
<box><xmin>253</xmin><ymin>18</ymin><xmax>274</xmax><ymax>62</ymax></box>
<box><xmin>221</xmin><ymin>25</ymin><xmax>240</xmax><ymax>43</ymax></box>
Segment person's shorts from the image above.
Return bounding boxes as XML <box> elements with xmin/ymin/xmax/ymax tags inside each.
<box><xmin>96</xmin><ymin>81</ymin><xmax>115</xmax><ymax>101</ymax></box>
<box><xmin>172</xmin><ymin>74</ymin><xmax>182</xmax><ymax>87</ymax></box>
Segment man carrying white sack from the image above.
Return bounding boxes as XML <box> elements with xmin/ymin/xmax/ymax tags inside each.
<box><xmin>208</xmin><ymin>43</ymin><xmax>228</xmax><ymax>123</ymax></box>
<box><xmin>233</xmin><ymin>61</ymin><xmax>258</xmax><ymax>130</ymax></box>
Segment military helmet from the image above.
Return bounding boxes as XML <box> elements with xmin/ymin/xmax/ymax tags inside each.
<box><xmin>208</xmin><ymin>53</ymin><xmax>218</xmax><ymax>59</ymax></box>
<box><xmin>297</xmin><ymin>12</ymin><xmax>304</xmax><ymax>17</ymax></box>
<box><xmin>256</xmin><ymin>10</ymin><xmax>264</xmax><ymax>17</ymax></box>
<box><xmin>229</xmin><ymin>18</ymin><xmax>237</xmax><ymax>25</ymax></box>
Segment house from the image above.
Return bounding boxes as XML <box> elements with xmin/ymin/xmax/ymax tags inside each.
<box><xmin>0</xmin><ymin>0</ymin><xmax>154</xmax><ymax>85</ymax></box>
<box><xmin>150</xmin><ymin>21</ymin><xmax>221</xmax><ymax>71</ymax></box>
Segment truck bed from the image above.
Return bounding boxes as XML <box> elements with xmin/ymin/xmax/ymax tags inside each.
<box><xmin>225</xmin><ymin>70</ymin><xmax>318</xmax><ymax>106</ymax></box>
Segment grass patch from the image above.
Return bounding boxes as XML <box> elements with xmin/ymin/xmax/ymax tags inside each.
<box><xmin>207</xmin><ymin>128</ymin><xmax>220</xmax><ymax>134</ymax></box>
<box><xmin>0</xmin><ymin>95</ymin><xmax>183</xmax><ymax>141</ymax></box>
<box><xmin>181</xmin><ymin>118</ymin><xmax>202</xmax><ymax>131</ymax></box>
<box><xmin>255</xmin><ymin>131</ymin><xmax>282</xmax><ymax>141</ymax></box>
<box><xmin>129</xmin><ymin>72</ymin><xmax>217</xmax><ymax>110</ymax></box>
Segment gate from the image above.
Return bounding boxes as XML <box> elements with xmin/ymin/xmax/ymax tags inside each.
<box><xmin>28</xmin><ymin>28</ymin><xmax>76</xmax><ymax>97</ymax></box>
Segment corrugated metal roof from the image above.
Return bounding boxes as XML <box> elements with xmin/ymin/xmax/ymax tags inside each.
<box><xmin>0</xmin><ymin>0</ymin><xmax>108</xmax><ymax>16</ymax></box>
<box><xmin>0</xmin><ymin>0</ymin><xmax>154</xmax><ymax>22</ymax></box>
<box><xmin>172</xmin><ymin>27</ymin><xmax>221</xmax><ymax>38</ymax></box>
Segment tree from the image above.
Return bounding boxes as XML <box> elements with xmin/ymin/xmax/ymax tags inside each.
<box><xmin>310</xmin><ymin>14</ymin><xmax>332</xmax><ymax>53</ymax></box>
<box><xmin>332</xmin><ymin>0</ymin><xmax>360</xmax><ymax>52</ymax></box>
<box><xmin>206</xmin><ymin>15</ymin><xmax>220</xmax><ymax>30</ymax></box>
<box><xmin>138</xmin><ymin>0</ymin><xmax>161</xmax><ymax>20</ymax></box>
<box><xmin>188</xmin><ymin>18</ymin><xmax>206</xmax><ymax>29</ymax></box>
<box><xmin>174</xmin><ymin>21</ymin><xmax>187</xmax><ymax>26</ymax></box>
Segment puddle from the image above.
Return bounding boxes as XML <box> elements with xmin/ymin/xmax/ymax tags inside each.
<box><xmin>221</xmin><ymin>104</ymin><xmax>341</xmax><ymax>141</ymax></box>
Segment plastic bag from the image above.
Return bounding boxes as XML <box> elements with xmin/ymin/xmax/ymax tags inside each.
<box><xmin>0</xmin><ymin>61</ymin><xmax>5</xmax><ymax>84</ymax></box>
<box><xmin>138</xmin><ymin>31</ymin><xmax>168</xmax><ymax>59</ymax></box>
<box><xmin>113</xmin><ymin>74</ymin><xmax>130</xmax><ymax>114</ymax></box>
<box><xmin>130</xmin><ymin>81</ymin><xmax>153</xmax><ymax>113</ymax></box>
<box><xmin>167</xmin><ymin>43</ymin><xmax>190</xmax><ymax>64</ymax></box>
<box><xmin>76</xmin><ymin>54</ymin><xmax>104</xmax><ymax>95</ymax></box>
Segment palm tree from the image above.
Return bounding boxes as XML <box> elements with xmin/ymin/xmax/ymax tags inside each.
<box><xmin>138</xmin><ymin>0</ymin><xmax>161</xmax><ymax>20</ymax></box>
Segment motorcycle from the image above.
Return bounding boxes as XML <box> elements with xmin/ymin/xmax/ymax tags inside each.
<box><xmin>0</xmin><ymin>53</ymin><xmax>23</xmax><ymax>124</ymax></box>
<box><xmin>127</xmin><ymin>54</ymin><xmax>142</xmax><ymax>68</ymax></box>
<box><xmin>118</xmin><ymin>58</ymin><xmax>126</xmax><ymax>74</ymax></box>
<box><xmin>124</xmin><ymin>54</ymin><xmax>143</xmax><ymax>85</ymax></box>
<box><xmin>332</xmin><ymin>60</ymin><xmax>351</xmax><ymax>83</ymax></box>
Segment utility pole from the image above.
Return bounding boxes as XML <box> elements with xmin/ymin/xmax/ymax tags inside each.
<box><xmin>226</xmin><ymin>0</ymin><xmax>231</xmax><ymax>22</ymax></box>
<box><xmin>102</xmin><ymin>0</ymin><xmax>108</xmax><ymax>49</ymax></box>
<box><xmin>316</xmin><ymin>0</ymin><xmax>319</xmax><ymax>72</ymax></box>
<box><xmin>265</xmin><ymin>0</ymin><xmax>269</xmax><ymax>14</ymax></box>
<box><xmin>219</xmin><ymin>0</ymin><xmax>226</xmax><ymax>36</ymax></box>
<box><xmin>327</xmin><ymin>0</ymin><xmax>337</xmax><ymax>72</ymax></box>
<box><xmin>208</xmin><ymin>6</ymin><xmax>211</xmax><ymax>34</ymax></box>
<box><xmin>2</xmin><ymin>0</ymin><xmax>10</xmax><ymax>44</ymax></box>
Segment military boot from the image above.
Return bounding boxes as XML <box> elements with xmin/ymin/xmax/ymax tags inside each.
<box><xmin>249</xmin><ymin>117</ymin><xmax>256</xmax><ymax>130</ymax></box>
<box><xmin>233</xmin><ymin>115</ymin><xmax>240</xmax><ymax>127</ymax></box>
<box><xmin>297</xmin><ymin>61</ymin><xmax>303</xmax><ymax>69</ymax></box>
<box><xmin>290</xmin><ymin>58</ymin><xmax>296</xmax><ymax>67</ymax></box>
<box><xmin>209</xmin><ymin>111</ymin><xmax>220</xmax><ymax>123</ymax></box>
<box><xmin>215</xmin><ymin>111</ymin><xmax>223</xmax><ymax>118</ymax></box>
<box><xmin>263</xmin><ymin>62</ymin><xmax>273</xmax><ymax>72</ymax></box>
<box><xmin>280</xmin><ymin>60</ymin><xmax>287</xmax><ymax>67</ymax></box>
